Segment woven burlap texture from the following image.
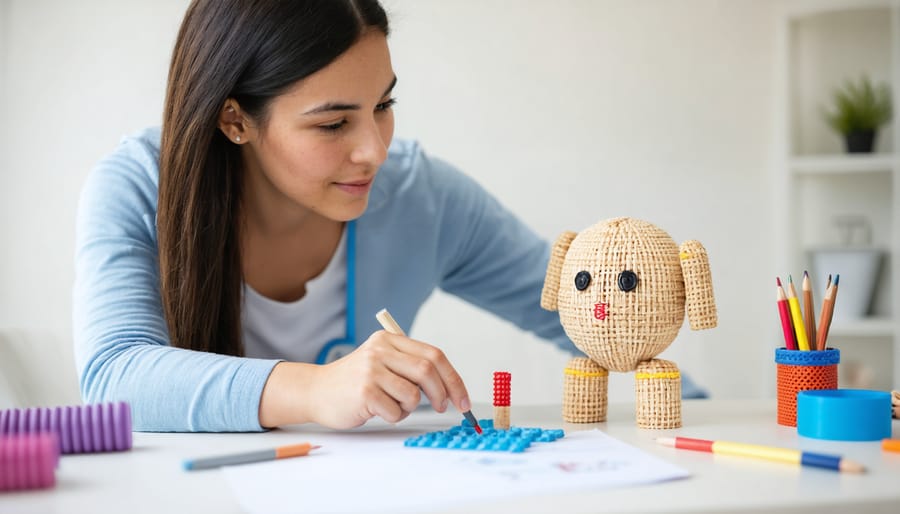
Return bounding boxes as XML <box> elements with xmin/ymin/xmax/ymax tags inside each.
<box><xmin>544</xmin><ymin>217</ymin><xmax>717</xmax><ymax>372</ymax></box>
<box><xmin>543</xmin><ymin>217</ymin><xmax>717</xmax><ymax>427</ymax></box>
<box><xmin>635</xmin><ymin>359</ymin><xmax>682</xmax><ymax>429</ymax></box>
<box><xmin>541</xmin><ymin>231</ymin><xmax>577</xmax><ymax>311</ymax></box>
<box><xmin>562</xmin><ymin>357</ymin><xmax>609</xmax><ymax>423</ymax></box>
<box><xmin>493</xmin><ymin>406</ymin><xmax>510</xmax><ymax>430</ymax></box>
<box><xmin>679</xmin><ymin>240</ymin><xmax>717</xmax><ymax>330</ymax></box>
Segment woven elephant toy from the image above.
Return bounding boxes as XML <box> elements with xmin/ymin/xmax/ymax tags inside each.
<box><xmin>541</xmin><ymin>217</ymin><xmax>717</xmax><ymax>428</ymax></box>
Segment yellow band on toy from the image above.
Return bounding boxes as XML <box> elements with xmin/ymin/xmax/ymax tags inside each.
<box><xmin>635</xmin><ymin>371</ymin><xmax>681</xmax><ymax>380</ymax></box>
<box><xmin>564</xmin><ymin>368</ymin><xmax>609</xmax><ymax>378</ymax></box>
<box><xmin>679</xmin><ymin>251</ymin><xmax>691</xmax><ymax>260</ymax></box>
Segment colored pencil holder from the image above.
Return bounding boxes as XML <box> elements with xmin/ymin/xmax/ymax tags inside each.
<box><xmin>775</xmin><ymin>348</ymin><xmax>839</xmax><ymax>427</ymax></box>
<box><xmin>0</xmin><ymin>434</ymin><xmax>59</xmax><ymax>491</ymax></box>
<box><xmin>0</xmin><ymin>402</ymin><xmax>132</xmax><ymax>454</ymax></box>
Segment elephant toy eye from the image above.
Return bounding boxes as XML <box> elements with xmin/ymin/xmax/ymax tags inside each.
<box><xmin>574</xmin><ymin>271</ymin><xmax>591</xmax><ymax>291</ymax></box>
<box><xmin>617</xmin><ymin>270</ymin><xmax>638</xmax><ymax>292</ymax></box>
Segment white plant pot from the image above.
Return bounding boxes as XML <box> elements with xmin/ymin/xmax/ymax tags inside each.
<box><xmin>809</xmin><ymin>248</ymin><xmax>884</xmax><ymax>320</ymax></box>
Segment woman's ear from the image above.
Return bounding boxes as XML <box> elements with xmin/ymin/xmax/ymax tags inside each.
<box><xmin>218</xmin><ymin>99</ymin><xmax>248</xmax><ymax>144</ymax></box>
<box><xmin>541</xmin><ymin>231</ymin><xmax>578</xmax><ymax>312</ymax></box>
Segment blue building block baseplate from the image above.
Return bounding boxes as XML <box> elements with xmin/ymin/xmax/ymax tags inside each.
<box><xmin>403</xmin><ymin>419</ymin><xmax>565</xmax><ymax>453</ymax></box>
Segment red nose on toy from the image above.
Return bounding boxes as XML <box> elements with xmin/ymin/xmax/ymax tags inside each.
<box><xmin>593</xmin><ymin>303</ymin><xmax>608</xmax><ymax>320</ymax></box>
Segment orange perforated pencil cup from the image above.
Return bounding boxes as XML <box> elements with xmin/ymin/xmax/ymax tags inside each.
<box><xmin>775</xmin><ymin>347</ymin><xmax>839</xmax><ymax>426</ymax></box>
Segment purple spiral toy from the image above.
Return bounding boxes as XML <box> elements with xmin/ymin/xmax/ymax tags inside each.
<box><xmin>0</xmin><ymin>402</ymin><xmax>132</xmax><ymax>454</ymax></box>
<box><xmin>0</xmin><ymin>433</ymin><xmax>59</xmax><ymax>491</ymax></box>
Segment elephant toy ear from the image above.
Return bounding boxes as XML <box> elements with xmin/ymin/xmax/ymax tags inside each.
<box><xmin>680</xmin><ymin>240</ymin><xmax>718</xmax><ymax>330</ymax></box>
<box><xmin>541</xmin><ymin>231</ymin><xmax>578</xmax><ymax>311</ymax></box>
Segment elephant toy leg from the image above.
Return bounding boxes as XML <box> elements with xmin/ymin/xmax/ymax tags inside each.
<box><xmin>563</xmin><ymin>357</ymin><xmax>609</xmax><ymax>423</ymax></box>
<box><xmin>635</xmin><ymin>359</ymin><xmax>682</xmax><ymax>429</ymax></box>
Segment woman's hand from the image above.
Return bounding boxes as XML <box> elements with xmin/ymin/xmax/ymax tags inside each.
<box><xmin>258</xmin><ymin>330</ymin><xmax>471</xmax><ymax>429</ymax></box>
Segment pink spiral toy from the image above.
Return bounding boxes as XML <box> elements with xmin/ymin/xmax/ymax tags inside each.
<box><xmin>0</xmin><ymin>433</ymin><xmax>59</xmax><ymax>491</ymax></box>
<box><xmin>0</xmin><ymin>402</ymin><xmax>132</xmax><ymax>454</ymax></box>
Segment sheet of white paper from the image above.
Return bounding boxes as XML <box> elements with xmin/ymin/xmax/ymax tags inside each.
<box><xmin>222</xmin><ymin>429</ymin><xmax>688</xmax><ymax>514</ymax></box>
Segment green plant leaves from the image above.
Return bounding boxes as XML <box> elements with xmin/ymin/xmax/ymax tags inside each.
<box><xmin>821</xmin><ymin>75</ymin><xmax>893</xmax><ymax>135</ymax></box>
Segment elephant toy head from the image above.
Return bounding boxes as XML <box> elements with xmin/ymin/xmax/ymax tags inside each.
<box><xmin>541</xmin><ymin>217</ymin><xmax>717</xmax><ymax>372</ymax></box>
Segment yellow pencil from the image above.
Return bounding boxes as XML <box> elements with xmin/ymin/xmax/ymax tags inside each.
<box><xmin>657</xmin><ymin>437</ymin><xmax>865</xmax><ymax>473</ymax></box>
<box><xmin>786</xmin><ymin>276</ymin><xmax>810</xmax><ymax>351</ymax></box>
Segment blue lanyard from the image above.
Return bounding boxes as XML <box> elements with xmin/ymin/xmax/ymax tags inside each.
<box><xmin>315</xmin><ymin>220</ymin><xmax>357</xmax><ymax>364</ymax></box>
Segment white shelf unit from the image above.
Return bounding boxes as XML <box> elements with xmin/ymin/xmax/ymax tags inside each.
<box><xmin>790</xmin><ymin>154</ymin><xmax>894</xmax><ymax>175</ymax></box>
<box><xmin>774</xmin><ymin>0</ymin><xmax>900</xmax><ymax>393</ymax></box>
<box><xmin>828</xmin><ymin>316</ymin><xmax>895</xmax><ymax>338</ymax></box>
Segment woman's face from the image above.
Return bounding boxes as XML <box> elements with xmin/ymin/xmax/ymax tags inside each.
<box><xmin>239</xmin><ymin>31</ymin><xmax>396</xmax><ymax>223</ymax></box>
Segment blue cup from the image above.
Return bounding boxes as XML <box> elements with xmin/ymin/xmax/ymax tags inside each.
<box><xmin>797</xmin><ymin>389</ymin><xmax>892</xmax><ymax>441</ymax></box>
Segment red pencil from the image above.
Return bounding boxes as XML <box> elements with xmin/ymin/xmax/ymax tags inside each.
<box><xmin>776</xmin><ymin>277</ymin><xmax>797</xmax><ymax>350</ymax></box>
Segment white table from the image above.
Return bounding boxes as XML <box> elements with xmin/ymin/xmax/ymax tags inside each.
<box><xmin>2</xmin><ymin>400</ymin><xmax>899</xmax><ymax>513</ymax></box>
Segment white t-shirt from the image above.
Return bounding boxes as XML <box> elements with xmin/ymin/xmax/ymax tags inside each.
<box><xmin>241</xmin><ymin>229</ymin><xmax>347</xmax><ymax>363</ymax></box>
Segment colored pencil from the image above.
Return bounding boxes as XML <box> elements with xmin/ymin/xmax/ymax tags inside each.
<box><xmin>375</xmin><ymin>308</ymin><xmax>482</xmax><ymax>434</ymax></box>
<box><xmin>801</xmin><ymin>271</ymin><xmax>817</xmax><ymax>350</ymax></box>
<box><xmin>183</xmin><ymin>442</ymin><xmax>320</xmax><ymax>471</ymax></box>
<box><xmin>815</xmin><ymin>274</ymin><xmax>839</xmax><ymax>351</ymax></box>
<box><xmin>828</xmin><ymin>274</ymin><xmax>839</xmax><ymax>333</ymax></box>
<box><xmin>883</xmin><ymin>439</ymin><xmax>900</xmax><ymax>453</ymax></box>
<box><xmin>786</xmin><ymin>276</ymin><xmax>810</xmax><ymax>351</ymax></box>
<box><xmin>818</xmin><ymin>274</ymin><xmax>832</xmax><ymax>351</ymax></box>
<box><xmin>656</xmin><ymin>436</ymin><xmax>865</xmax><ymax>473</ymax></box>
<box><xmin>775</xmin><ymin>278</ymin><xmax>797</xmax><ymax>350</ymax></box>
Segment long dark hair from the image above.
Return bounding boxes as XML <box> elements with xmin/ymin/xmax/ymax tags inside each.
<box><xmin>158</xmin><ymin>0</ymin><xmax>389</xmax><ymax>356</ymax></box>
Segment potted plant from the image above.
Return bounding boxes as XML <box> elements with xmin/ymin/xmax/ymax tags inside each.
<box><xmin>822</xmin><ymin>75</ymin><xmax>893</xmax><ymax>153</ymax></box>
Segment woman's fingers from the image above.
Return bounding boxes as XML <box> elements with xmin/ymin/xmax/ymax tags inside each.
<box><xmin>376</xmin><ymin>331</ymin><xmax>471</xmax><ymax>413</ymax></box>
<box><xmin>380</xmin><ymin>348</ymin><xmax>448</xmax><ymax>411</ymax></box>
<box><xmin>375</xmin><ymin>365</ymin><xmax>422</xmax><ymax>414</ymax></box>
<box><xmin>364</xmin><ymin>385</ymin><xmax>408</xmax><ymax>424</ymax></box>
<box><xmin>323</xmin><ymin>330</ymin><xmax>470</xmax><ymax>428</ymax></box>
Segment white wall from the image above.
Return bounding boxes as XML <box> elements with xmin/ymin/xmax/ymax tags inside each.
<box><xmin>0</xmin><ymin>0</ymin><xmax>186</xmax><ymax>407</ymax></box>
<box><xmin>1</xmin><ymin>0</ymin><xmax>780</xmax><ymax>408</ymax></box>
<box><xmin>1</xmin><ymin>1</ymin><xmax>8</xmax><ymax>276</ymax></box>
<box><xmin>387</xmin><ymin>0</ymin><xmax>779</xmax><ymax>403</ymax></box>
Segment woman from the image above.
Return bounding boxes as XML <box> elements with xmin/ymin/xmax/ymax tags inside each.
<box><xmin>73</xmin><ymin>0</ymin><xmax>579</xmax><ymax>432</ymax></box>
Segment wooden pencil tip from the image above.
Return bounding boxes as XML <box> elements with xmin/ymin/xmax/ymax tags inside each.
<box><xmin>803</xmin><ymin>270</ymin><xmax>808</xmax><ymax>278</ymax></box>
<box><xmin>788</xmin><ymin>274</ymin><xmax>793</xmax><ymax>283</ymax></box>
<box><xmin>776</xmin><ymin>277</ymin><xmax>782</xmax><ymax>286</ymax></box>
<box><xmin>840</xmin><ymin>459</ymin><xmax>866</xmax><ymax>473</ymax></box>
<box><xmin>834</xmin><ymin>274</ymin><xmax>840</xmax><ymax>286</ymax></box>
<box><xmin>655</xmin><ymin>437</ymin><xmax>676</xmax><ymax>447</ymax></box>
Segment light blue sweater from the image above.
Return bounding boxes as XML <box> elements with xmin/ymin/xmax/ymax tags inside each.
<box><xmin>73</xmin><ymin>128</ymin><xmax>579</xmax><ymax>432</ymax></box>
